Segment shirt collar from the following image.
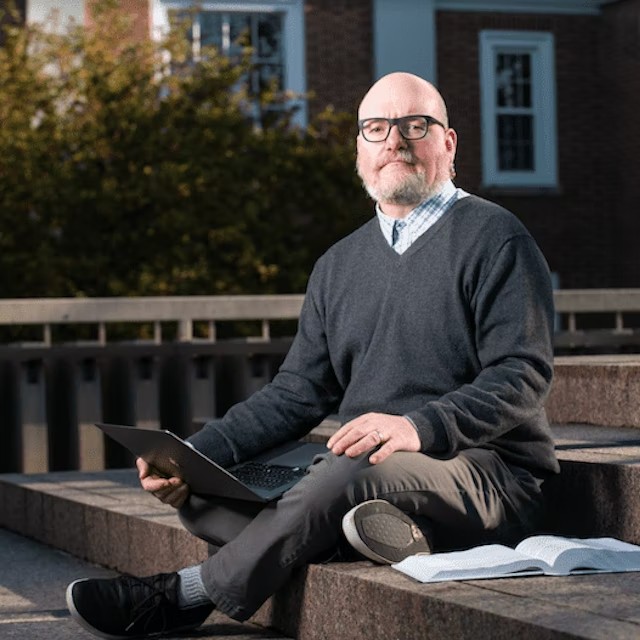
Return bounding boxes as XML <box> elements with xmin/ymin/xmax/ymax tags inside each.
<box><xmin>376</xmin><ymin>180</ymin><xmax>458</xmax><ymax>246</ymax></box>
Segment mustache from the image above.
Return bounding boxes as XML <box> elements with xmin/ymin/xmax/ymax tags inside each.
<box><xmin>377</xmin><ymin>149</ymin><xmax>415</xmax><ymax>169</ymax></box>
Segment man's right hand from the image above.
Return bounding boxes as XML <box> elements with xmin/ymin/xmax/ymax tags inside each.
<box><xmin>136</xmin><ymin>458</ymin><xmax>190</xmax><ymax>509</ymax></box>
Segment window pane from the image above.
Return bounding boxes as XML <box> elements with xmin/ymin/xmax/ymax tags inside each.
<box><xmin>199</xmin><ymin>12</ymin><xmax>223</xmax><ymax>49</ymax></box>
<box><xmin>257</xmin><ymin>14</ymin><xmax>281</xmax><ymax>58</ymax></box>
<box><xmin>254</xmin><ymin>14</ymin><xmax>284</xmax><ymax>93</ymax></box>
<box><xmin>497</xmin><ymin>114</ymin><xmax>534</xmax><ymax>170</ymax></box>
<box><xmin>197</xmin><ymin>12</ymin><xmax>284</xmax><ymax>84</ymax></box>
<box><xmin>179</xmin><ymin>10</ymin><xmax>286</xmax><ymax>123</ymax></box>
<box><xmin>496</xmin><ymin>53</ymin><xmax>532</xmax><ymax>108</ymax></box>
<box><xmin>228</xmin><ymin>13</ymin><xmax>251</xmax><ymax>55</ymax></box>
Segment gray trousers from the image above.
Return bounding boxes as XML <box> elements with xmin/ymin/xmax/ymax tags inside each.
<box><xmin>178</xmin><ymin>448</ymin><xmax>545</xmax><ymax>621</ymax></box>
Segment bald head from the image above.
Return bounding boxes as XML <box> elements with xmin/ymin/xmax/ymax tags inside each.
<box><xmin>358</xmin><ymin>72</ymin><xmax>449</xmax><ymax>127</ymax></box>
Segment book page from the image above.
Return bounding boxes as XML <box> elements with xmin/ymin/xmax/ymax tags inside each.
<box><xmin>392</xmin><ymin>544</ymin><xmax>548</xmax><ymax>583</ymax></box>
<box><xmin>515</xmin><ymin>536</ymin><xmax>640</xmax><ymax>575</ymax></box>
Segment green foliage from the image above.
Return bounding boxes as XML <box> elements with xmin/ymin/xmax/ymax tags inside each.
<box><xmin>0</xmin><ymin>1</ymin><xmax>370</xmax><ymax>299</ymax></box>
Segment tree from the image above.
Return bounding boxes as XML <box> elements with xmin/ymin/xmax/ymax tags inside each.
<box><xmin>0</xmin><ymin>1</ymin><xmax>370</xmax><ymax>299</ymax></box>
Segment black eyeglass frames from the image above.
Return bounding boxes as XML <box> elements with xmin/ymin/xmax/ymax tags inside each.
<box><xmin>357</xmin><ymin>115</ymin><xmax>446</xmax><ymax>143</ymax></box>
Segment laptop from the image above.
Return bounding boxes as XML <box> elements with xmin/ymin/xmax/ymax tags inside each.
<box><xmin>95</xmin><ymin>422</ymin><xmax>327</xmax><ymax>503</ymax></box>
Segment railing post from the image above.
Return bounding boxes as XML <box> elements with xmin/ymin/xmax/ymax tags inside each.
<box><xmin>615</xmin><ymin>312</ymin><xmax>624</xmax><ymax>333</ymax></box>
<box><xmin>207</xmin><ymin>321</ymin><xmax>216</xmax><ymax>342</ymax></box>
<box><xmin>177</xmin><ymin>319</ymin><xmax>193</xmax><ymax>342</ymax></box>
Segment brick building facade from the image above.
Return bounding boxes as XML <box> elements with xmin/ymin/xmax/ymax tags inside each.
<box><xmin>22</xmin><ymin>0</ymin><xmax>640</xmax><ymax>288</ymax></box>
<box><xmin>600</xmin><ymin>0</ymin><xmax>640</xmax><ymax>286</ymax></box>
<box><xmin>302</xmin><ymin>0</ymin><xmax>639</xmax><ymax>289</ymax></box>
<box><xmin>437</xmin><ymin>9</ymin><xmax>612</xmax><ymax>288</ymax></box>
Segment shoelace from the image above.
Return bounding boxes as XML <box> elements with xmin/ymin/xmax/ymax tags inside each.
<box><xmin>121</xmin><ymin>575</ymin><xmax>173</xmax><ymax>633</ymax></box>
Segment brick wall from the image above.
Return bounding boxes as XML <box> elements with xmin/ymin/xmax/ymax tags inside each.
<box><xmin>436</xmin><ymin>10</ymin><xmax>620</xmax><ymax>288</ymax></box>
<box><xmin>600</xmin><ymin>0</ymin><xmax>640</xmax><ymax>286</ymax></box>
<box><xmin>85</xmin><ymin>0</ymin><xmax>150</xmax><ymax>41</ymax></box>
<box><xmin>304</xmin><ymin>0</ymin><xmax>373</xmax><ymax>120</ymax></box>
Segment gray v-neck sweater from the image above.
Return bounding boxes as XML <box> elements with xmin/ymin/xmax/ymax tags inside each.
<box><xmin>190</xmin><ymin>195</ymin><xmax>560</xmax><ymax>478</ymax></box>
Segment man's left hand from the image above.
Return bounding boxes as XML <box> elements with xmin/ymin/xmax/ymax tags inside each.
<box><xmin>326</xmin><ymin>413</ymin><xmax>420</xmax><ymax>464</ymax></box>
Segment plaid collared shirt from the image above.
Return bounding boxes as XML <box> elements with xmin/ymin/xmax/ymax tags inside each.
<box><xmin>376</xmin><ymin>181</ymin><xmax>468</xmax><ymax>254</ymax></box>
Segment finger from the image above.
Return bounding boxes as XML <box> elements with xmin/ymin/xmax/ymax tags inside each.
<box><xmin>343</xmin><ymin>431</ymin><xmax>384</xmax><ymax>458</ymax></box>
<box><xmin>143</xmin><ymin>473</ymin><xmax>185</xmax><ymax>494</ymax></box>
<box><xmin>328</xmin><ymin>431</ymin><xmax>360</xmax><ymax>454</ymax></box>
<box><xmin>335</xmin><ymin>429</ymin><xmax>377</xmax><ymax>456</ymax></box>
<box><xmin>137</xmin><ymin>457</ymin><xmax>179</xmax><ymax>481</ymax></box>
<box><xmin>329</xmin><ymin>422</ymin><xmax>378</xmax><ymax>454</ymax></box>
<box><xmin>151</xmin><ymin>475</ymin><xmax>184</xmax><ymax>494</ymax></box>
<box><xmin>141</xmin><ymin>474</ymin><xmax>170</xmax><ymax>492</ymax></box>
<box><xmin>327</xmin><ymin>413</ymin><xmax>377</xmax><ymax>448</ymax></box>
<box><xmin>326</xmin><ymin>422</ymin><xmax>356</xmax><ymax>450</ymax></box>
<box><xmin>369</xmin><ymin>440</ymin><xmax>396</xmax><ymax>465</ymax></box>
<box><xmin>136</xmin><ymin>457</ymin><xmax>152</xmax><ymax>479</ymax></box>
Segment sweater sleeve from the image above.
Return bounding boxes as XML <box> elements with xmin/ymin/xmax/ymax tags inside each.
<box><xmin>406</xmin><ymin>234</ymin><xmax>555</xmax><ymax>455</ymax></box>
<box><xmin>187</xmin><ymin>266</ymin><xmax>343</xmax><ymax>466</ymax></box>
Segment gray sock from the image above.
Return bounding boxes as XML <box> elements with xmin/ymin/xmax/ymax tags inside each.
<box><xmin>177</xmin><ymin>565</ymin><xmax>212</xmax><ymax>609</ymax></box>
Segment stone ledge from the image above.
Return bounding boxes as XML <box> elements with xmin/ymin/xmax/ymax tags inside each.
<box><xmin>546</xmin><ymin>356</ymin><xmax>640</xmax><ymax>427</ymax></box>
<box><xmin>0</xmin><ymin>469</ymin><xmax>209</xmax><ymax>575</ymax></box>
<box><xmin>4</xmin><ymin>423</ymin><xmax>640</xmax><ymax>639</ymax></box>
<box><xmin>2</xmin><ymin>468</ymin><xmax>640</xmax><ymax>639</ymax></box>
<box><xmin>253</xmin><ymin>563</ymin><xmax>640</xmax><ymax>640</ymax></box>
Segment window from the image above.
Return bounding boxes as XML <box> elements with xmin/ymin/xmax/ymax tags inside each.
<box><xmin>479</xmin><ymin>31</ymin><xmax>557</xmax><ymax>188</ymax></box>
<box><xmin>191</xmin><ymin>12</ymin><xmax>284</xmax><ymax>94</ymax></box>
<box><xmin>153</xmin><ymin>1</ymin><xmax>306</xmax><ymax>125</ymax></box>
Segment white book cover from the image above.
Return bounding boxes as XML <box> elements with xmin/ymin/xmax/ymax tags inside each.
<box><xmin>392</xmin><ymin>536</ymin><xmax>640</xmax><ymax>584</ymax></box>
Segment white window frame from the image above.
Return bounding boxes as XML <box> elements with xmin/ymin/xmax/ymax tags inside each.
<box><xmin>479</xmin><ymin>30</ymin><xmax>558</xmax><ymax>189</ymax></box>
<box><xmin>151</xmin><ymin>0</ymin><xmax>307</xmax><ymax>126</ymax></box>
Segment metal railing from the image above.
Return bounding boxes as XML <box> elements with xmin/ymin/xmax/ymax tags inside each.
<box><xmin>0</xmin><ymin>296</ymin><xmax>307</xmax><ymax>474</ymax></box>
<box><xmin>1</xmin><ymin>291</ymin><xmax>639</xmax><ymax>475</ymax></box>
<box><xmin>552</xmin><ymin>289</ymin><xmax>640</xmax><ymax>351</ymax></box>
<box><xmin>554</xmin><ymin>289</ymin><xmax>640</xmax><ymax>331</ymax></box>
<box><xmin>1</xmin><ymin>290</ymin><xmax>640</xmax><ymax>346</ymax></box>
<box><xmin>0</xmin><ymin>295</ymin><xmax>306</xmax><ymax>345</ymax></box>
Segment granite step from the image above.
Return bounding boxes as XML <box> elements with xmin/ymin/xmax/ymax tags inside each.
<box><xmin>2</xmin><ymin>423</ymin><xmax>640</xmax><ymax>639</ymax></box>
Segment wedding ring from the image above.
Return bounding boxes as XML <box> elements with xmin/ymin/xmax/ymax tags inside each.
<box><xmin>375</xmin><ymin>430</ymin><xmax>386</xmax><ymax>443</ymax></box>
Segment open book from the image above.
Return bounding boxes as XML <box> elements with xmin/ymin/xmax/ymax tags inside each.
<box><xmin>392</xmin><ymin>535</ymin><xmax>640</xmax><ymax>583</ymax></box>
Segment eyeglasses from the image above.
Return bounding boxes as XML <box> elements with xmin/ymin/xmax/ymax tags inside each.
<box><xmin>357</xmin><ymin>115</ymin><xmax>446</xmax><ymax>143</ymax></box>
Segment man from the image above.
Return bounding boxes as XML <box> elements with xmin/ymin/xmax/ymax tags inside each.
<box><xmin>66</xmin><ymin>72</ymin><xmax>559</xmax><ymax>638</ymax></box>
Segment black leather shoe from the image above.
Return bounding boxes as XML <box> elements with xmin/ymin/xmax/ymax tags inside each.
<box><xmin>342</xmin><ymin>499</ymin><xmax>432</xmax><ymax>564</ymax></box>
<box><xmin>66</xmin><ymin>572</ymin><xmax>214</xmax><ymax>639</ymax></box>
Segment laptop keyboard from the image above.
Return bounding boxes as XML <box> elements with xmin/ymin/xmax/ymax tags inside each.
<box><xmin>232</xmin><ymin>462</ymin><xmax>306</xmax><ymax>489</ymax></box>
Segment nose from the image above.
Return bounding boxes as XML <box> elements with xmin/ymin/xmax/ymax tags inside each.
<box><xmin>385</xmin><ymin>123</ymin><xmax>408</xmax><ymax>149</ymax></box>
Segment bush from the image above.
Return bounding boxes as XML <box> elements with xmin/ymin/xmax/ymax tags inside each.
<box><xmin>0</xmin><ymin>1</ymin><xmax>370</xmax><ymax>299</ymax></box>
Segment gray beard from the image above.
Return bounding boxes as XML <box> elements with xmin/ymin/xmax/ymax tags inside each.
<box><xmin>360</xmin><ymin>171</ymin><xmax>442</xmax><ymax>207</ymax></box>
